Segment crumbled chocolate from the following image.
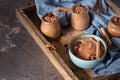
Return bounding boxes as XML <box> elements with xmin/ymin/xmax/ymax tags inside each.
<box><xmin>72</xmin><ymin>40</ymin><xmax>81</xmax><ymax>55</ymax></box>
<box><xmin>73</xmin><ymin>4</ymin><xmax>87</xmax><ymax>14</ymax></box>
<box><xmin>43</xmin><ymin>12</ymin><xmax>58</xmax><ymax>23</ymax></box>
<box><xmin>111</xmin><ymin>16</ymin><xmax>120</xmax><ymax>26</ymax></box>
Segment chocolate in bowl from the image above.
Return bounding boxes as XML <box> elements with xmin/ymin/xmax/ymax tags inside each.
<box><xmin>68</xmin><ymin>34</ymin><xmax>107</xmax><ymax>69</ymax></box>
<box><xmin>72</xmin><ymin>37</ymin><xmax>105</xmax><ymax>60</ymax></box>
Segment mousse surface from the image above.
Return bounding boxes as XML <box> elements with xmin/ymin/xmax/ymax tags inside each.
<box><xmin>72</xmin><ymin>37</ymin><xmax>104</xmax><ymax>60</ymax></box>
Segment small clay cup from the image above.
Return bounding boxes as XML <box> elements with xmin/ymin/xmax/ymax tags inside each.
<box><xmin>40</xmin><ymin>12</ymin><xmax>61</xmax><ymax>39</ymax></box>
<box><xmin>108</xmin><ymin>15</ymin><xmax>120</xmax><ymax>37</ymax></box>
<box><xmin>71</xmin><ymin>4</ymin><xmax>90</xmax><ymax>30</ymax></box>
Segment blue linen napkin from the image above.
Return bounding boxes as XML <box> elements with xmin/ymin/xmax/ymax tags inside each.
<box><xmin>35</xmin><ymin>0</ymin><xmax>120</xmax><ymax>77</ymax></box>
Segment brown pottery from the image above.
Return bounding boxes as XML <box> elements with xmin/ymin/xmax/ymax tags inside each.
<box><xmin>71</xmin><ymin>4</ymin><xmax>90</xmax><ymax>30</ymax></box>
<box><xmin>40</xmin><ymin>12</ymin><xmax>61</xmax><ymax>39</ymax></box>
<box><xmin>108</xmin><ymin>15</ymin><xmax>120</xmax><ymax>37</ymax></box>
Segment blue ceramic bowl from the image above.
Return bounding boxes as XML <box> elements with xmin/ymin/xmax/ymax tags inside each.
<box><xmin>68</xmin><ymin>34</ymin><xmax>107</xmax><ymax>69</ymax></box>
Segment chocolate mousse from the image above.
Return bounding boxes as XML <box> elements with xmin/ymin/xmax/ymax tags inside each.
<box><xmin>108</xmin><ymin>15</ymin><xmax>120</xmax><ymax>37</ymax></box>
<box><xmin>72</xmin><ymin>37</ymin><xmax>104</xmax><ymax>60</ymax></box>
<box><xmin>111</xmin><ymin>16</ymin><xmax>120</xmax><ymax>26</ymax></box>
<box><xmin>43</xmin><ymin>12</ymin><xmax>58</xmax><ymax>23</ymax></box>
<box><xmin>73</xmin><ymin>4</ymin><xmax>87</xmax><ymax>14</ymax></box>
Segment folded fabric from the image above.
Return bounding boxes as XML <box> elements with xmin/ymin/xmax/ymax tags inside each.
<box><xmin>93</xmin><ymin>51</ymin><xmax>120</xmax><ymax>77</ymax></box>
<box><xmin>35</xmin><ymin>0</ymin><xmax>120</xmax><ymax>77</ymax></box>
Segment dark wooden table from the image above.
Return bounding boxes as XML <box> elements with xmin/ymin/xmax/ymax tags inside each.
<box><xmin>0</xmin><ymin>0</ymin><xmax>63</xmax><ymax>80</ymax></box>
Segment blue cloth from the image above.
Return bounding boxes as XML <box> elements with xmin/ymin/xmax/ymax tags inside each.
<box><xmin>35</xmin><ymin>0</ymin><xmax>120</xmax><ymax>77</ymax></box>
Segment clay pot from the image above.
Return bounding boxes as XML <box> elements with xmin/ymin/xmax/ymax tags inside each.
<box><xmin>40</xmin><ymin>12</ymin><xmax>61</xmax><ymax>39</ymax></box>
<box><xmin>71</xmin><ymin>4</ymin><xmax>90</xmax><ymax>30</ymax></box>
<box><xmin>108</xmin><ymin>15</ymin><xmax>120</xmax><ymax>37</ymax></box>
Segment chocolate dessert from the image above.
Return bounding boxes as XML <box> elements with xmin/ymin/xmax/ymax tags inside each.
<box><xmin>108</xmin><ymin>15</ymin><xmax>120</xmax><ymax>37</ymax></box>
<box><xmin>111</xmin><ymin>16</ymin><xmax>120</xmax><ymax>26</ymax></box>
<box><xmin>41</xmin><ymin>12</ymin><xmax>61</xmax><ymax>39</ymax></box>
<box><xmin>72</xmin><ymin>38</ymin><xmax>104</xmax><ymax>60</ymax></box>
<box><xmin>73</xmin><ymin>4</ymin><xmax>87</xmax><ymax>14</ymax></box>
<box><xmin>43</xmin><ymin>12</ymin><xmax>58</xmax><ymax>23</ymax></box>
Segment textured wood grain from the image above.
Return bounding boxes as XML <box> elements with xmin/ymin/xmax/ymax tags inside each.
<box><xmin>106</xmin><ymin>0</ymin><xmax>120</xmax><ymax>14</ymax></box>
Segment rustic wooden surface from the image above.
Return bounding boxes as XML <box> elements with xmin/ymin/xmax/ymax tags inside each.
<box><xmin>0</xmin><ymin>0</ymin><xmax>64</xmax><ymax>80</ymax></box>
<box><xmin>16</xmin><ymin>2</ymin><xmax>120</xmax><ymax>80</ymax></box>
<box><xmin>106</xmin><ymin>0</ymin><xmax>120</xmax><ymax>14</ymax></box>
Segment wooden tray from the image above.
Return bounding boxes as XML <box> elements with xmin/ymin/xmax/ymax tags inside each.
<box><xmin>16</xmin><ymin>2</ymin><xmax>120</xmax><ymax>80</ymax></box>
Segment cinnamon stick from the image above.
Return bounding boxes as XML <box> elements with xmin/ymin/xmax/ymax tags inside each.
<box><xmin>100</xmin><ymin>27</ymin><xmax>112</xmax><ymax>47</ymax></box>
<box><xmin>92</xmin><ymin>0</ymin><xmax>103</xmax><ymax>13</ymax></box>
<box><xmin>92</xmin><ymin>0</ymin><xmax>99</xmax><ymax>12</ymax></box>
<box><xmin>57</xmin><ymin>7</ymin><xmax>71</xmax><ymax>12</ymax></box>
<box><xmin>97</xmin><ymin>0</ymin><xmax>103</xmax><ymax>13</ymax></box>
<box><xmin>96</xmin><ymin>41</ymin><xmax>101</xmax><ymax>59</ymax></box>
